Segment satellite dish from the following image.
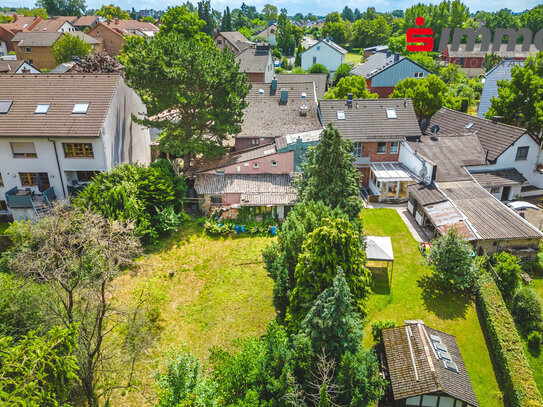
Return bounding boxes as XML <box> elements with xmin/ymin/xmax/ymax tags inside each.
<box><xmin>420</xmin><ymin>165</ymin><xmax>428</xmax><ymax>180</ymax></box>
<box><xmin>431</xmin><ymin>125</ymin><xmax>440</xmax><ymax>134</ymax></box>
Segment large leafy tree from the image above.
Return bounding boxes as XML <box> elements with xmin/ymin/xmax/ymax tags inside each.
<box><xmin>197</xmin><ymin>0</ymin><xmax>215</xmax><ymax>35</ymax></box>
<box><xmin>341</xmin><ymin>6</ymin><xmax>354</xmax><ymax>23</ymax></box>
<box><xmin>96</xmin><ymin>4</ymin><xmax>129</xmax><ymax>20</ymax></box>
<box><xmin>0</xmin><ymin>326</ymin><xmax>79</xmax><ymax>406</ymax></box>
<box><xmin>520</xmin><ymin>5</ymin><xmax>543</xmax><ymax>33</ymax></box>
<box><xmin>486</xmin><ymin>52</ymin><xmax>543</xmax><ymax>150</ymax></box>
<box><xmin>322</xmin><ymin>19</ymin><xmax>350</xmax><ymax>45</ymax></box>
<box><xmin>324</xmin><ymin>75</ymin><xmax>378</xmax><ymax>99</ymax></box>
<box><xmin>36</xmin><ymin>0</ymin><xmax>86</xmax><ymax>16</ymax></box>
<box><xmin>277</xmin><ymin>8</ymin><xmax>296</xmax><ymax>55</ymax></box>
<box><xmin>220</xmin><ymin>6</ymin><xmax>232</xmax><ymax>31</ymax></box>
<box><xmin>286</xmin><ymin>218</ymin><xmax>372</xmax><ymax>331</ymax></box>
<box><xmin>122</xmin><ymin>9</ymin><xmax>249</xmax><ymax>172</ymax></box>
<box><xmin>492</xmin><ymin>252</ymin><xmax>522</xmax><ymax>300</ymax></box>
<box><xmin>299</xmin><ymin>123</ymin><xmax>363</xmax><ymax>219</ymax></box>
<box><xmin>390</xmin><ymin>74</ymin><xmax>448</xmax><ymax>123</ymax></box>
<box><xmin>351</xmin><ymin>16</ymin><xmax>391</xmax><ymax>48</ymax></box>
<box><xmin>158</xmin><ymin>6</ymin><xmax>205</xmax><ymax>37</ymax></box>
<box><xmin>262</xmin><ymin>3</ymin><xmax>277</xmax><ymax>21</ymax></box>
<box><xmin>52</xmin><ymin>33</ymin><xmax>92</xmax><ymax>64</ymax></box>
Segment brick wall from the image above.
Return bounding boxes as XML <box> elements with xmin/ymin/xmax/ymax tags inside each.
<box><xmin>360</xmin><ymin>141</ymin><xmax>400</xmax><ymax>162</ymax></box>
<box><xmin>87</xmin><ymin>25</ymin><xmax>125</xmax><ymax>56</ymax></box>
<box><xmin>370</xmin><ymin>86</ymin><xmax>395</xmax><ymax>98</ymax></box>
<box><xmin>14</xmin><ymin>45</ymin><xmax>56</xmax><ymax>70</ymax></box>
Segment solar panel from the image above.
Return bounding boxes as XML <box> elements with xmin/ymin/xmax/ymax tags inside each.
<box><xmin>444</xmin><ymin>360</ymin><xmax>459</xmax><ymax>373</ymax></box>
<box><xmin>0</xmin><ymin>100</ymin><xmax>13</xmax><ymax>114</ymax></box>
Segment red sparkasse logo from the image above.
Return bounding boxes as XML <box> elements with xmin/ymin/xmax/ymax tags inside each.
<box><xmin>406</xmin><ymin>17</ymin><xmax>434</xmax><ymax>52</ymax></box>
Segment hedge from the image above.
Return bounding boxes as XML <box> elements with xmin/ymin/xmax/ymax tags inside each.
<box><xmin>477</xmin><ymin>272</ymin><xmax>542</xmax><ymax>407</ymax></box>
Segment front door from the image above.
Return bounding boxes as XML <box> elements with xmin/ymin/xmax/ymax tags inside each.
<box><xmin>501</xmin><ymin>186</ymin><xmax>511</xmax><ymax>201</ymax></box>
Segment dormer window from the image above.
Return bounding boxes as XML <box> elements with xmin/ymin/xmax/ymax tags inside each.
<box><xmin>72</xmin><ymin>103</ymin><xmax>89</xmax><ymax>114</ymax></box>
<box><xmin>35</xmin><ymin>104</ymin><xmax>50</xmax><ymax>114</ymax></box>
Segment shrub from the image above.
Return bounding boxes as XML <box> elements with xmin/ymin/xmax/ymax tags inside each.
<box><xmin>308</xmin><ymin>63</ymin><xmax>328</xmax><ymax>73</ymax></box>
<box><xmin>332</xmin><ymin>63</ymin><xmax>352</xmax><ymax>86</ymax></box>
<box><xmin>512</xmin><ymin>288</ymin><xmax>542</xmax><ymax>332</ymax></box>
<box><xmin>492</xmin><ymin>252</ymin><xmax>522</xmax><ymax>300</ymax></box>
<box><xmin>527</xmin><ymin>331</ymin><xmax>542</xmax><ymax>351</ymax></box>
<box><xmin>272</xmin><ymin>49</ymin><xmax>282</xmax><ymax>59</ymax></box>
<box><xmin>371</xmin><ymin>319</ymin><xmax>396</xmax><ymax>351</ymax></box>
<box><xmin>280</xmin><ymin>56</ymin><xmax>289</xmax><ymax>70</ymax></box>
<box><xmin>477</xmin><ymin>272</ymin><xmax>542</xmax><ymax>406</ymax></box>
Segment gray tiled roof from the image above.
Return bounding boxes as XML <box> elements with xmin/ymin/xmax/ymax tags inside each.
<box><xmin>218</xmin><ymin>31</ymin><xmax>252</xmax><ymax>53</ymax></box>
<box><xmin>12</xmin><ymin>31</ymin><xmax>99</xmax><ymax>46</ymax></box>
<box><xmin>319</xmin><ymin>98</ymin><xmax>421</xmax><ymax>141</ymax></box>
<box><xmin>477</xmin><ymin>61</ymin><xmax>523</xmax><ymax>118</ymax></box>
<box><xmin>0</xmin><ymin>74</ymin><xmax>121</xmax><ymax>138</ymax></box>
<box><xmin>350</xmin><ymin>52</ymin><xmax>404</xmax><ymax>78</ymax></box>
<box><xmin>237</xmin><ymin>80</ymin><xmax>321</xmax><ymax>138</ymax></box>
<box><xmin>407</xmin><ymin>183</ymin><xmax>447</xmax><ymax>206</ymax></box>
<box><xmin>422</xmin><ymin>108</ymin><xmax>527</xmax><ymax>162</ymax></box>
<box><xmin>383</xmin><ymin>323</ymin><xmax>479</xmax><ymax>406</ymax></box>
<box><xmin>275</xmin><ymin>73</ymin><xmax>329</xmax><ymax>99</ymax></box>
<box><xmin>236</xmin><ymin>46</ymin><xmax>271</xmax><ymax>73</ymax></box>
<box><xmin>470</xmin><ymin>168</ymin><xmax>527</xmax><ymax>187</ymax></box>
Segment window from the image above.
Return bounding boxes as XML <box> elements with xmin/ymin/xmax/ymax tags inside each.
<box><xmin>28</xmin><ymin>59</ymin><xmax>33</xmax><ymax>65</ymax></box>
<box><xmin>210</xmin><ymin>195</ymin><xmax>222</xmax><ymax>204</ymax></box>
<box><xmin>63</xmin><ymin>143</ymin><xmax>94</xmax><ymax>158</ymax></box>
<box><xmin>316</xmin><ymin>45</ymin><xmax>320</xmax><ymax>51</ymax></box>
<box><xmin>217</xmin><ymin>39</ymin><xmax>222</xmax><ymax>44</ymax></box>
<box><xmin>515</xmin><ymin>146</ymin><xmax>529</xmax><ymax>161</ymax></box>
<box><xmin>253</xmin><ymin>162</ymin><xmax>259</xmax><ymax>168</ymax></box>
<box><xmin>19</xmin><ymin>172</ymin><xmax>49</xmax><ymax>189</ymax></box>
<box><xmin>406</xmin><ymin>396</ymin><xmax>421</xmax><ymax>406</ymax></box>
<box><xmin>25</xmin><ymin>47</ymin><xmax>31</xmax><ymax>53</ymax></box>
<box><xmin>0</xmin><ymin>172</ymin><xmax>3</xmax><ymax>186</ymax></box>
<box><xmin>386</xmin><ymin>108</ymin><xmax>397</xmax><ymax>119</ymax></box>
<box><xmin>11</xmin><ymin>142</ymin><xmax>37</xmax><ymax>158</ymax></box>
<box><xmin>0</xmin><ymin>100</ymin><xmax>13</xmax><ymax>114</ymax></box>
<box><xmin>313</xmin><ymin>56</ymin><xmax>317</xmax><ymax>64</ymax></box>
<box><xmin>377</xmin><ymin>142</ymin><xmax>386</xmax><ymax>154</ymax></box>
<box><xmin>271</xmin><ymin>161</ymin><xmax>278</xmax><ymax>166</ymax></box>
<box><xmin>251</xmin><ymin>138</ymin><xmax>259</xmax><ymax>145</ymax></box>
<box><xmin>35</xmin><ymin>104</ymin><xmax>50</xmax><ymax>114</ymax></box>
<box><xmin>465</xmin><ymin>122</ymin><xmax>474</xmax><ymax>129</ymax></box>
<box><xmin>414</xmin><ymin>72</ymin><xmax>424</xmax><ymax>78</ymax></box>
<box><xmin>270</xmin><ymin>29</ymin><xmax>275</xmax><ymax>34</ymax></box>
<box><xmin>353</xmin><ymin>142</ymin><xmax>362</xmax><ymax>157</ymax></box>
<box><xmin>337</xmin><ymin>111</ymin><xmax>345</xmax><ymax>120</ymax></box>
<box><xmin>390</xmin><ymin>141</ymin><xmax>399</xmax><ymax>153</ymax></box>
<box><xmin>439</xmin><ymin>397</ymin><xmax>455</xmax><ymax>407</ymax></box>
<box><xmin>76</xmin><ymin>170</ymin><xmax>99</xmax><ymax>182</ymax></box>
<box><xmin>0</xmin><ymin>200</ymin><xmax>6</xmax><ymax>212</ymax></box>
<box><xmin>490</xmin><ymin>186</ymin><xmax>500</xmax><ymax>194</ymax></box>
<box><xmin>72</xmin><ymin>103</ymin><xmax>89</xmax><ymax>114</ymax></box>
<box><xmin>421</xmin><ymin>395</ymin><xmax>439</xmax><ymax>407</ymax></box>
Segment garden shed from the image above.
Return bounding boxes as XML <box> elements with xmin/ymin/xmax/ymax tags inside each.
<box><xmin>366</xmin><ymin>235</ymin><xmax>394</xmax><ymax>289</ymax></box>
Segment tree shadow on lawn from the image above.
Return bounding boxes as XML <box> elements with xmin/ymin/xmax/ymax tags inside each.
<box><xmin>418</xmin><ymin>275</ymin><xmax>472</xmax><ymax>320</ymax></box>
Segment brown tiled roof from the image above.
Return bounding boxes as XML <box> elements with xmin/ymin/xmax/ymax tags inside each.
<box><xmin>217</xmin><ymin>31</ymin><xmax>252</xmax><ymax>53</ymax></box>
<box><xmin>437</xmin><ymin>180</ymin><xmax>543</xmax><ymax>240</ymax></box>
<box><xmin>194</xmin><ymin>173</ymin><xmax>297</xmax><ymax>205</ymax></box>
<box><xmin>31</xmin><ymin>18</ymin><xmax>75</xmax><ymax>32</ymax></box>
<box><xmin>319</xmin><ymin>98</ymin><xmax>421</xmax><ymax>141</ymax></box>
<box><xmin>470</xmin><ymin>168</ymin><xmax>527</xmax><ymax>188</ymax></box>
<box><xmin>406</xmin><ymin>134</ymin><xmax>487</xmax><ymax>182</ymax></box>
<box><xmin>422</xmin><ymin>108</ymin><xmax>528</xmax><ymax>162</ymax></box>
<box><xmin>0</xmin><ymin>16</ymin><xmax>41</xmax><ymax>32</ymax></box>
<box><xmin>0</xmin><ymin>60</ymin><xmax>25</xmax><ymax>73</ymax></box>
<box><xmin>407</xmin><ymin>183</ymin><xmax>446</xmax><ymax>206</ymax></box>
<box><xmin>275</xmin><ymin>73</ymin><xmax>328</xmax><ymax>99</ymax></box>
<box><xmin>383</xmin><ymin>323</ymin><xmax>478</xmax><ymax>406</ymax></box>
<box><xmin>74</xmin><ymin>16</ymin><xmax>100</xmax><ymax>26</ymax></box>
<box><xmin>102</xmin><ymin>19</ymin><xmax>159</xmax><ymax>35</ymax></box>
<box><xmin>237</xmin><ymin>81</ymin><xmax>322</xmax><ymax>138</ymax></box>
<box><xmin>12</xmin><ymin>31</ymin><xmax>99</xmax><ymax>46</ymax></box>
<box><xmin>0</xmin><ymin>74</ymin><xmax>121</xmax><ymax>138</ymax></box>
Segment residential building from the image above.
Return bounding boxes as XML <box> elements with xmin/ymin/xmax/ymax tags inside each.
<box><xmin>441</xmin><ymin>43</ymin><xmax>538</xmax><ymax>77</ymax></box>
<box><xmin>214</xmin><ymin>31</ymin><xmax>252</xmax><ymax>54</ymax></box>
<box><xmin>30</xmin><ymin>17</ymin><xmax>78</xmax><ymax>33</ymax></box>
<box><xmin>11</xmin><ymin>31</ymin><xmax>101</xmax><ymax>69</ymax></box>
<box><xmin>351</xmin><ymin>51</ymin><xmax>431</xmax><ymax>98</ymax></box>
<box><xmin>275</xmin><ymin>73</ymin><xmax>328</xmax><ymax>99</ymax></box>
<box><xmin>382</xmin><ymin>321</ymin><xmax>479</xmax><ymax>407</ymax></box>
<box><xmin>319</xmin><ymin>98</ymin><xmax>421</xmax><ymax>196</ymax></box>
<box><xmin>477</xmin><ymin>60</ymin><xmax>523</xmax><ymax>118</ymax></box>
<box><xmin>255</xmin><ymin>23</ymin><xmax>277</xmax><ymax>46</ymax></box>
<box><xmin>86</xmin><ymin>19</ymin><xmax>159</xmax><ymax>56</ymax></box>
<box><xmin>194</xmin><ymin>173</ymin><xmax>296</xmax><ymax>220</ymax></box>
<box><xmin>73</xmin><ymin>15</ymin><xmax>102</xmax><ymax>30</ymax></box>
<box><xmin>0</xmin><ymin>74</ymin><xmax>151</xmax><ymax>220</ymax></box>
<box><xmin>0</xmin><ymin>59</ymin><xmax>40</xmax><ymax>73</ymax></box>
<box><xmin>301</xmin><ymin>39</ymin><xmax>346</xmax><ymax>73</ymax></box>
<box><xmin>234</xmin><ymin>78</ymin><xmax>322</xmax><ymax>150</ymax></box>
<box><xmin>236</xmin><ymin>44</ymin><xmax>274</xmax><ymax>83</ymax></box>
<box><xmin>363</xmin><ymin>45</ymin><xmax>389</xmax><ymax>59</ymax></box>
<box><xmin>0</xmin><ymin>15</ymin><xmax>43</xmax><ymax>55</ymax></box>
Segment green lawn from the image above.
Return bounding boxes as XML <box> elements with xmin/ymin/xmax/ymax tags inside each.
<box><xmin>345</xmin><ymin>52</ymin><xmax>363</xmax><ymax>65</ymax></box>
<box><xmin>525</xmin><ymin>268</ymin><xmax>543</xmax><ymax>392</ymax></box>
<box><xmin>111</xmin><ymin>225</ymin><xmax>276</xmax><ymax>405</ymax></box>
<box><xmin>360</xmin><ymin>209</ymin><xmax>504</xmax><ymax>407</ymax></box>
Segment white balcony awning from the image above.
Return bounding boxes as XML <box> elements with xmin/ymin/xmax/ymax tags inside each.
<box><xmin>370</xmin><ymin>162</ymin><xmax>415</xmax><ymax>182</ymax></box>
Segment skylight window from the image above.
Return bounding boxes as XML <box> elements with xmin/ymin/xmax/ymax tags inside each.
<box><xmin>72</xmin><ymin>103</ymin><xmax>89</xmax><ymax>114</ymax></box>
<box><xmin>386</xmin><ymin>108</ymin><xmax>397</xmax><ymax>119</ymax></box>
<box><xmin>35</xmin><ymin>104</ymin><xmax>50</xmax><ymax>114</ymax></box>
<box><xmin>465</xmin><ymin>122</ymin><xmax>474</xmax><ymax>129</ymax></box>
<box><xmin>337</xmin><ymin>111</ymin><xmax>345</xmax><ymax>120</ymax></box>
<box><xmin>0</xmin><ymin>100</ymin><xmax>13</xmax><ymax>114</ymax></box>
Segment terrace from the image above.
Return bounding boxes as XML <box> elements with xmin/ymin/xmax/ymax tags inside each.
<box><xmin>5</xmin><ymin>186</ymin><xmax>56</xmax><ymax>218</ymax></box>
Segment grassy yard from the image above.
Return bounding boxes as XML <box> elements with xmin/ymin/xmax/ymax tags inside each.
<box><xmin>360</xmin><ymin>209</ymin><xmax>504</xmax><ymax>407</ymax></box>
<box><xmin>111</xmin><ymin>225</ymin><xmax>276</xmax><ymax>405</ymax></box>
<box><xmin>524</xmin><ymin>266</ymin><xmax>543</xmax><ymax>392</ymax></box>
<box><xmin>345</xmin><ymin>52</ymin><xmax>363</xmax><ymax>65</ymax></box>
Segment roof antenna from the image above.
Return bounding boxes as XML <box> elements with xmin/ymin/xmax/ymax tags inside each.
<box><xmin>404</xmin><ymin>99</ymin><xmax>407</xmax><ymax>108</ymax></box>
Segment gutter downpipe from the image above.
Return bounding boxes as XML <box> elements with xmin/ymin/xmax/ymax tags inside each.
<box><xmin>48</xmin><ymin>138</ymin><xmax>66</xmax><ymax>198</ymax></box>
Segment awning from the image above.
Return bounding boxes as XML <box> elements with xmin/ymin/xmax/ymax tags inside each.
<box><xmin>508</xmin><ymin>201</ymin><xmax>539</xmax><ymax>211</ymax></box>
<box><xmin>370</xmin><ymin>162</ymin><xmax>415</xmax><ymax>182</ymax></box>
<box><xmin>366</xmin><ymin>236</ymin><xmax>394</xmax><ymax>262</ymax></box>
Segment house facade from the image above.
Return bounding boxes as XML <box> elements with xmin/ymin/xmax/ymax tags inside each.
<box><xmin>0</xmin><ymin>74</ymin><xmax>151</xmax><ymax>221</ymax></box>
<box><xmin>301</xmin><ymin>39</ymin><xmax>346</xmax><ymax>73</ymax></box>
<box><xmin>0</xmin><ymin>60</ymin><xmax>40</xmax><ymax>73</ymax></box>
<box><xmin>351</xmin><ymin>52</ymin><xmax>431</xmax><ymax>98</ymax></box>
<box><xmin>86</xmin><ymin>19</ymin><xmax>159</xmax><ymax>56</ymax></box>
<box><xmin>214</xmin><ymin>31</ymin><xmax>252</xmax><ymax>54</ymax></box>
<box><xmin>256</xmin><ymin>24</ymin><xmax>277</xmax><ymax>46</ymax></box>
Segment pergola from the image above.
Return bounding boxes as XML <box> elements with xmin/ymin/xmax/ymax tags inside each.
<box><xmin>366</xmin><ymin>236</ymin><xmax>394</xmax><ymax>286</ymax></box>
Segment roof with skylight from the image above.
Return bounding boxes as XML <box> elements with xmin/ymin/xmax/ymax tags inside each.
<box><xmin>386</xmin><ymin>108</ymin><xmax>397</xmax><ymax>119</ymax></box>
<box><xmin>0</xmin><ymin>100</ymin><xmax>13</xmax><ymax>114</ymax></box>
<box><xmin>72</xmin><ymin>103</ymin><xmax>90</xmax><ymax>114</ymax></box>
<box><xmin>35</xmin><ymin>104</ymin><xmax>50</xmax><ymax>114</ymax></box>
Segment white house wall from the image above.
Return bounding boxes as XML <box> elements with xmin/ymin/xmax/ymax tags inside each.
<box><xmin>101</xmin><ymin>80</ymin><xmax>151</xmax><ymax>168</ymax></box>
<box><xmin>398</xmin><ymin>141</ymin><xmax>434</xmax><ymax>184</ymax></box>
<box><xmin>0</xmin><ymin>41</ymin><xmax>7</xmax><ymax>57</ymax></box>
<box><xmin>301</xmin><ymin>42</ymin><xmax>344</xmax><ymax>73</ymax></box>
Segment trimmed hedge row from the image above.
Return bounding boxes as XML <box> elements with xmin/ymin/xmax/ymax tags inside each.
<box><xmin>477</xmin><ymin>272</ymin><xmax>542</xmax><ymax>407</ymax></box>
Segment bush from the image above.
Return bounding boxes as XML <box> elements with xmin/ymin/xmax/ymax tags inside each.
<box><xmin>332</xmin><ymin>63</ymin><xmax>352</xmax><ymax>86</ymax></box>
<box><xmin>371</xmin><ymin>319</ymin><xmax>396</xmax><ymax>351</ymax></box>
<box><xmin>308</xmin><ymin>63</ymin><xmax>328</xmax><ymax>73</ymax></box>
<box><xmin>527</xmin><ymin>331</ymin><xmax>542</xmax><ymax>351</ymax></box>
<box><xmin>272</xmin><ymin>49</ymin><xmax>282</xmax><ymax>59</ymax></box>
<box><xmin>477</xmin><ymin>272</ymin><xmax>542</xmax><ymax>406</ymax></box>
<box><xmin>492</xmin><ymin>252</ymin><xmax>522</xmax><ymax>300</ymax></box>
<box><xmin>280</xmin><ymin>56</ymin><xmax>289</xmax><ymax>70</ymax></box>
<box><xmin>512</xmin><ymin>288</ymin><xmax>542</xmax><ymax>332</ymax></box>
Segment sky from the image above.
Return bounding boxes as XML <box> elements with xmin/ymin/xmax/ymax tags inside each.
<box><xmin>3</xmin><ymin>0</ymin><xmax>542</xmax><ymax>16</ymax></box>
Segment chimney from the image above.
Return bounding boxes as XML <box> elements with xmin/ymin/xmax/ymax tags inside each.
<box><xmin>271</xmin><ymin>77</ymin><xmax>277</xmax><ymax>91</ymax></box>
<box><xmin>13</xmin><ymin>14</ymin><xmax>18</xmax><ymax>22</ymax></box>
<box><xmin>347</xmin><ymin>93</ymin><xmax>353</xmax><ymax>108</ymax></box>
<box><xmin>394</xmin><ymin>52</ymin><xmax>400</xmax><ymax>62</ymax></box>
<box><xmin>386</xmin><ymin>49</ymin><xmax>392</xmax><ymax>58</ymax></box>
<box><xmin>280</xmin><ymin>88</ymin><xmax>288</xmax><ymax>104</ymax></box>
<box><xmin>114</xmin><ymin>18</ymin><xmax>119</xmax><ymax>24</ymax></box>
<box><xmin>492</xmin><ymin>116</ymin><xmax>503</xmax><ymax>124</ymax></box>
